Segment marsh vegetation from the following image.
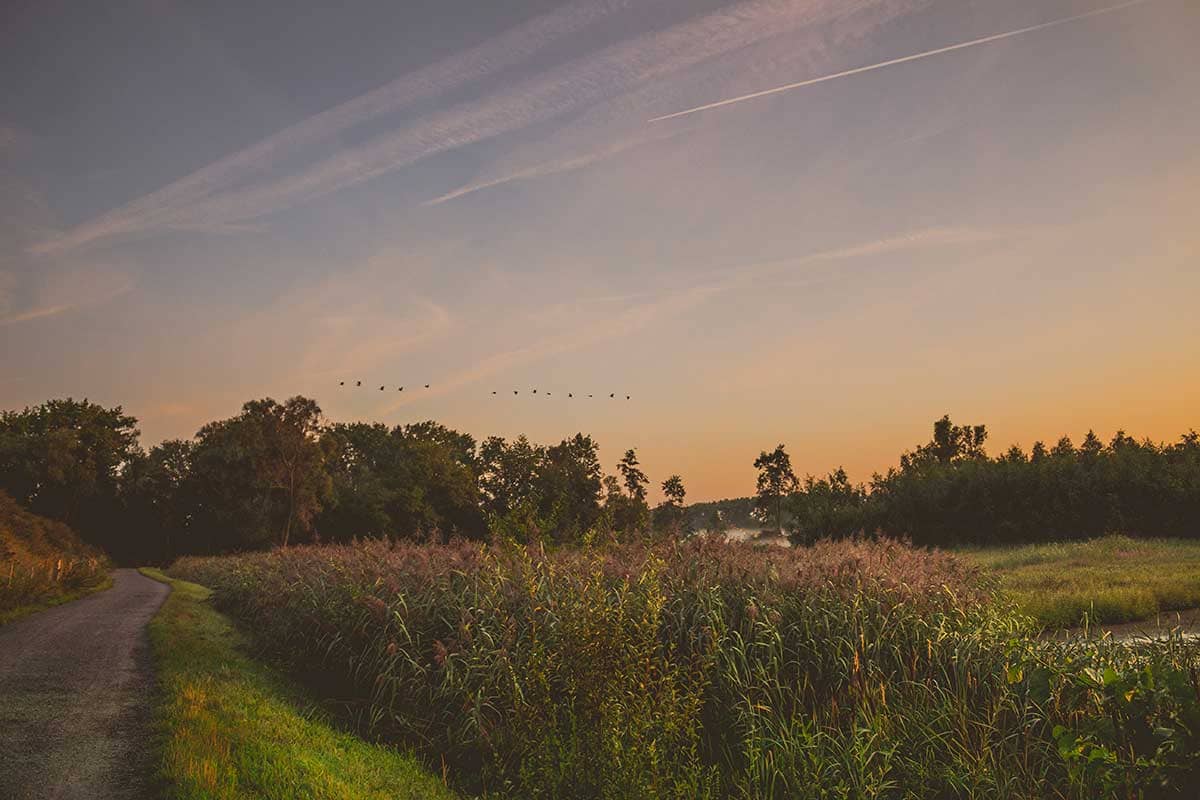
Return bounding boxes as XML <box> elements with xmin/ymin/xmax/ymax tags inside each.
<box><xmin>172</xmin><ymin>537</ymin><xmax>1200</xmax><ymax>799</ymax></box>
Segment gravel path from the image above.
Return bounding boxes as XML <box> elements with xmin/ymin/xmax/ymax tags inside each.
<box><xmin>0</xmin><ymin>568</ymin><xmax>169</xmax><ymax>799</ymax></box>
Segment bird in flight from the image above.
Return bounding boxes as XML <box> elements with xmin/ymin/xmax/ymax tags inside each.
<box><xmin>339</xmin><ymin>381</ymin><xmax>345</xmax><ymax>386</ymax></box>
<box><xmin>398</xmin><ymin>386</ymin><xmax>404</xmax><ymax>391</ymax></box>
<box><xmin>568</xmin><ymin>393</ymin><xmax>573</xmax><ymax>398</ymax></box>
<box><xmin>492</xmin><ymin>390</ymin><xmax>497</xmax><ymax>395</ymax></box>
<box><xmin>424</xmin><ymin>384</ymin><xmax>430</xmax><ymax>388</ymax></box>
<box><xmin>379</xmin><ymin>385</ymin><xmax>385</xmax><ymax>391</ymax></box>
<box><xmin>513</xmin><ymin>390</ymin><xmax>518</xmax><ymax>395</ymax></box>
<box><xmin>356</xmin><ymin>380</ymin><xmax>362</xmax><ymax>387</ymax></box>
<box><xmin>609</xmin><ymin>393</ymin><xmax>615</xmax><ymax>398</ymax></box>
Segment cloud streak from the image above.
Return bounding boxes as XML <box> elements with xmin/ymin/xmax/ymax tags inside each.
<box><xmin>0</xmin><ymin>270</ymin><xmax>134</xmax><ymax>326</ymax></box>
<box><xmin>649</xmin><ymin>0</ymin><xmax>1161</xmax><ymax>122</ymax></box>
<box><xmin>423</xmin><ymin>126</ymin><xmax>688</xmax><ymax>205</ymax></box>
<box><xmin>35</xmin><ymin>0</ymin><xmax>928</xmax><ymax>255</ymax></box>
<box><xmin>28</xmin><ymin>0</ymin><xmax>641</xmax><ymax>256</ymax></box>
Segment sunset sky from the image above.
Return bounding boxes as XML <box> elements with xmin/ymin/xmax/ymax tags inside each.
<box><xmin>2</xmin><ymin>0</ymin><xmax>1197</xmax><ymax>502</ymax></box>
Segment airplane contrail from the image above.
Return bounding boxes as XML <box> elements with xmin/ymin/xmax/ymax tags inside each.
<box><xmin>649</xmin><ymin>0</ymin><xmax>1159</xmax><ymax>123</ymax></box>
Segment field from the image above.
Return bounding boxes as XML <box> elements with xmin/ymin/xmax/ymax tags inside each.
<box><xmin>141</xmin><ymin>568</ymin><xmax>455</xmax><ymax>800</ymax></box>
<box><xmin>0</xmin><ymin>491</ymin><xmax>109</xmax><ymax>624</ymax></box>
<box><xmin>170</xmin><ymin>537</ymin><xmax>1200</xmax><ymax>798</ymax></box>
<box><xmin>960</xmin><ymin>536</ymin><xmax>1200</xmax><ymax>629</ymax></box>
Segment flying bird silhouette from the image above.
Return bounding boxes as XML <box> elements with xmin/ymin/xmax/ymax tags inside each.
<box><xmin>398</xmin><ymin>386</ymin><xmax>404</xmax><ymax>391</ymax></box>
<box><xmin>424</xmin><ymin>384</ymin><xmax>430</xmax><ymax>388</ymax></box>
<box><xmin>532</xmin><ymin>389</ymin><xmax>537</xmax><ymax>394</ymax></box>
<box><xmin>626</xmin><ymin>395</ymin><xmax>631</xmax><ymax>400</ymax></box>
<box><xmin>380</xmin><ymin>386</ymin><xmax>385</xmax><ymax>391</ymax></box>
<box><xmin>513</xmin><ymin>390</ymin><xmax>518</xmax><ymax>395</ymax></box>
<box><xmin>568</xmin><ymin>393</ymin><xmax>573</xmax><ymax>398</ymax></box>
<box><xmin>339</xmin><ymin>381</ymin><xmax>344</xmax><ymax>386</ymax></box>
<box><xmin>492</xmin><ymin>391</ymin><xmax>497</xmax><ymax>395</ymax></box>
<box><xmin>609</xmin><ymin>393</ymin><xmax>615</xmax><ymax>398</ymax></box>
<box><xmin>356</xmin><ymin>381</ymin><xmax>362</xmax><ymax>387</ymax></box>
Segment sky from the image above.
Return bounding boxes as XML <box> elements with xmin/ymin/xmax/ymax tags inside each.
<box><xmin>1</xmin><ymin>0</ymin><xmax>1197</xmax><ymax>502</ymax></box>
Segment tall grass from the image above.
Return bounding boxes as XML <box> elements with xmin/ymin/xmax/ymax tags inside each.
<box><xmin>173</xmin><ymin>538</ymin><xmax>1200</xmax><ymax>798</ymax></box>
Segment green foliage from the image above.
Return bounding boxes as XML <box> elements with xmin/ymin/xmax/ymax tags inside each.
<box><xmin>787</xmin><ymin>468</ymin><xmax>866</xmax><ymax>545</ymax></box>
<box><xmin>189</xmin><ymin>396</ymin><xmax>330</xmax><ymax>551</ymax></box>
<box><xmin>703</xmin><ymin>419</ymin><xmax>1200</xmax><ymax>549</ymax></box>
<box><xmin>0</xmin><ymin>490</ymin><xmax>109</xmax><ymax>622</ymax></box>
<box><xmin>141</xmin><ymin>569</ymin><xmax>456</xmax><ymax>800</ymax></box>
<box><xmin>478</xmin><ymin>433</ymin><xmax>604</xmax><ymax>544</ymax></box>
<box><xmin>319</xmin><ymin>421</ymin><xmax>485</xmax><ymax>543</ymax></box>
<box><xmin>0</xmin><ymin>397</ymin><xmax>140</xmax><ymax>560</ymax></box>
<box><xmin>171</xmin><ymin>537</ymin><xmax>1200</xmax><ymax>798</ymax></box>
<box><xmin>871</xmin><ymin>422</ymin><xmax>1200</xmax><ymax>547</ymax></box>
<box><xmin>960</xmin><ymin>536</ymin><xmax>1200</xmax><ymax>627</ymax></box>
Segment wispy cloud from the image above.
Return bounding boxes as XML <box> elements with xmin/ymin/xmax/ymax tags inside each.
<box><xmin>28</xmin><ymin>0</ymin><xmax>639</xmax><ymax>256</ymax></box>
<box><xmin>34</xmin><ymin>0</ymin><xmax>929</xmax><ymax>255</ymax></box>
<box><xmin>648</xmin><ymin>0</ymin><xmax>1161</xmax><ymax>122</ymax></box>
<box><xmin>0</xmin><ymin>268</ymin><xmax>134</xmax><ymax>326</ymax></box>
<box><xmin>424</xmin><ymin>126</ymin><xmax>688</xmax><ymax>205</ymax></box>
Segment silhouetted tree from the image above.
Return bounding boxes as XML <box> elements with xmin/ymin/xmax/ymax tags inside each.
<box><xmin>753</xmin><ymin>444</ymin><xmax>798</xmax><ymax>535</ymax></box>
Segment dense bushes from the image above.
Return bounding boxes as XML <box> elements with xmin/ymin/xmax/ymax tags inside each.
<box><xmin>0</xmin><ymin>491</ymin><xmax>108</xmax><ymax>620</ymax></box>
<box><xmin>869</xmin><ymin>426</ymin><xmax>1200</xmax><ymax>547</ymax></box>
<box><xmin>772</xmin><ymin>418</ymin><xmax>1200</xmax><ymax>548</ymax></box>
<box><xmin>173</xmin><ymin>538</ymin><xmax>1200</xmax><ymax>798</ymax></box>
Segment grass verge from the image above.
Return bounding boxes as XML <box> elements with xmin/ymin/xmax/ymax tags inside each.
<box><xmin>140</xmin><ymin>567</ymin><xmax>457</xmax><ymax>800</ymax></box>
<box><xmin>0</xmin><ymin>573</ymin><xmax>113</xmax><ymax>626</ymax></box>
<box><xmin>960</xmin><ymin>535</ymin><xmax>1200</xmax><ymax>628</ymax></box>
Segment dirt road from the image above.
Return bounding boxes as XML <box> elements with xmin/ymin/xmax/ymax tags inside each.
<box><xmin>0</xmin><ymin>568</ymin><xmax>169</xmax><ymax>799</ymax></box>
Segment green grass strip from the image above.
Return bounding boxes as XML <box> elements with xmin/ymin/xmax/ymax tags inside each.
<box><xmin>141</xmin><ymin>568</ymin><xmax>458</xmax><ymax>800</ymax></box>
<box><xmin>959</xmin><ymin>535</ymin><xmax>1200</xmax><ymax>628</ymax></box>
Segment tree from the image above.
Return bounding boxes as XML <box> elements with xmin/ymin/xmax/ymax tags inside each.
<box><xmin>120</xmin><ymin>439</ymin><xmax>196</xmax><ymax>563</ymax></box>
<box><xmin>754</xmin><ymin>444</ymin><xmax>798</xmax><ymax>535</ymax></box>
<box><xmin>902</xmin><ymin>414</ymin><xmax>988</xmax><ymax>469</ymax></box>
<box><xmin>653</xmin><ymin>474</ymin><xmax>688</xmax><ymax>537</ymax></box>
<box><xmin>0</xmin><ymin>398</ymin><xmax>140</xmax><ymax>558</ymax></box>
<box><xmin>318</xmin><ymin>421</ymin><xmax>484</xmax><ymax>543</ymax></box>
<box><xmin>617</xmin><ymin>449</ymin><xmax>648</xmax><ymax>503</ymax></box>
<box><xmin>190</xmin><ymin>397</ymin><xmax>330</xmax><ymax>550</ymax></box>
<box><xmin>537</xmin><ymin>434</ymin><xmax>603</xmax><ymax>543</ymax></box>
<box><xmin>787</xmin><ymin>467</ymin><xmax>867</xmax><ymax>545</ymax></box>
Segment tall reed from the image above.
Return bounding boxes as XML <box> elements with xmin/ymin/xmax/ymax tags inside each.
<box><xmin>173</xmin><ymin>538</ymin><xmax>1200</xmax><ymax>798</ymax></box>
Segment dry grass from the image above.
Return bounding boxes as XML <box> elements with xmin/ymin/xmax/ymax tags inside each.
<box><xmin>1</xmin><ymin>491</ymin><xmax>109</xmax><ymax>623</ymax></box>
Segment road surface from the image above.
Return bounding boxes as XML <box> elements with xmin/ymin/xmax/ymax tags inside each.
<box><xmin>0</xmin><ymin>568</ymin><xmax>169</xmax><ymax>799</ymax></box>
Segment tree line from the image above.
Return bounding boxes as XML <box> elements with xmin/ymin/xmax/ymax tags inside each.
<box><xmin>2</xmin><ymin>398</ymin><xmax>1196</xmax><ymax>562</ymax></box>
<box><xmin>0</xmin><ymin>397</ymin><xmax>688</xmax><ymax>563</ymax></box>
<box><xmin>750</xmin><ymin>415</ymin><xmax>1200</xmax><ymax>547</ymax></box>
